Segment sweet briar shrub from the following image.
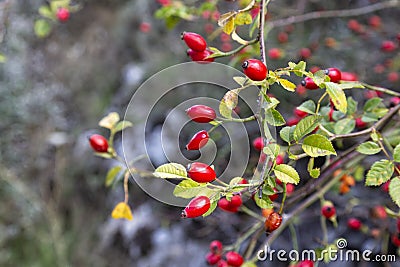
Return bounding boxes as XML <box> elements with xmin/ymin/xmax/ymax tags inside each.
<box><xmin>80</xmin><ymin>0</ymin><xmax>400</xmax><ymax>265</ymax></box>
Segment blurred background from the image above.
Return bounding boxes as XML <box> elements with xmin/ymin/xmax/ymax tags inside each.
<box><xmin>0</xmin><ymin>0</ymin><xmax>399</xmax><ymax>266</ymax></box>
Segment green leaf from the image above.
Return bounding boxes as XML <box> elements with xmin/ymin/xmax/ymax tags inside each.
<box><xmin>346</xmin><ymin>97</ymin><xmax>358</xmax><ymax>115</ymax></box>
<box><xmin>325</xmin><ymin>82</ymin><xmax>347</xmax><ymax>113</ymax></box>
<box><xmin>334</xmin><ymin>118</ymin><xmax>355</xmax><ymax>135</ymax></box>
<box><xmin>114</xmin><ymin>120</ymin><xmax>133</xmax><ymax>132</ymax></box>
<box><xmin>364</xmin><ymin>97</ymin><xmax>382</xmax><ymax>112</ymax></box>
<box><xmin>202</xmin><ymin>199</ymin><xmax>218</xmax><ymax>217</ymax></box>
<box><xmin>302</xmin><ymin>134</ymin><xmax>336</xmax><ymax>157</ymax></box>
<box><xmin>293</xmin><ymin>115</ymin><xmax>322</xmax><ymax>141</ymax></box>
<box><xmin>233</xmin><ymin>76</ymin><xmax>247</xmax><ymax>86</ymax></box>
<box><xmin>263</xmin><ymin>144</ymin><xmax>280</xmax><ymax>158</ymax></box>
<box><xmin>173</xmin><ymin>179</ymin><xmax>207</xmax><ymax>198</ymax></box>
<box><xmin>254</xmin><ymin>194</ymin><xmax>273</xmax><ymax>209</ymax></box>
<box><xmin>297</xmin><ymin>100</ymin><xmax>316</xmax><ymax>114</ymax></box>
<box><xmin>289</xmin><ymin>61</ymin><xmax>307</xmax><ymax>76</ymax></box>
<box><xmin>310</xmin><ymin>168</ymin><xmax>320</xmax><ymax>178</ymax></box>
<box><xmin>365</xmin><ymin>160</ymin><xmax>394</xmax><ymax>186</ymax></box>
<box><xmin>39</xmin><ymin>6</ymin><xmax>55</xmax><ymax>19</ymax></box>
<box><xmin>50</xmin><ymin>0</ymin><xmax>70</xmax><ymax>12</ymax></box>
<box><xmin>389</xmin><ymin>177</ymin><xmax>400</xmax><ymax>207</ymax></box>
<box><xmin>274</xmin><ymin>164</ymin><xmax>300</xmax><ymax>185</ymax></box>
<box><xmin>34</xmin><ymin>19</ymin><xmax>52</xmax><ymax>38</ymax></box>
<box><xmin>313</xmin><ymin>70</ymin><xmax>328</xmax><ymax>85</ymax></box>
<box><xmin>277</xmin><ymin>78</ymin><xmax>296</xmax><ymax>92</ymax></box>
<box><xmin>234</xmin><ymin>12</ymin><xmax>252</xmax><ymax>25</ymax></box>
<box><xmin>219</xmin><ymin>90</ymin><xmax>239</xmax><ymax>119</ymax></box>
<box><xmin>280</xmin><ymin>126</ymin><xmax>295</xmax><ymax>143</ymax></box>
<box><xmin>339</xmin><ymin>81</ymin><xmax>364</xmax><ymax>89</ymax></box>
<box><xmin>105</xmin><ymin>166</ymin><xmax>123</xmax><ymax>187</ymax></box>
<box><xmin>264</xmin><ymin>97</ymin><xmax>280</xmax><ymax>110</ymax></box>
<box><xmin>153</xmin><ymin>163</ymin><xmax>188</xmax><ymax>179</ymax></box>
<box><xmin>356</xmin><ymin>141</ymin><xmax>381</xmax><ymax>155</ymax></box>
<box><xmin>242</xmin><ymin>262</ymin><xmax>257</xmax><ymax>267</ymax></box>
<box><xmin>0</xmin><ymin>53</ymin><xmax>6</xmax><ymax>63</ymax></box>
<box><xmin>393</xmin><ymin>144</ymin><xmax>400</xmax><ymax>162</ymax></box>
<box><xmin>265</xmin><ymin>108</ymin><xmax>286</xmax><ymax>126</ymax></box>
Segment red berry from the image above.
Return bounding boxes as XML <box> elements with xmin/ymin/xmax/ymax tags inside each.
<box><xmin>388</xmin><ymin>72</ymin><xmax>399</xmax><ymax>83</ymax></box>
<box><xmin>225</xmin><ymin>251</ymin><xmax>244</xmax><ymax>267</ymax></box>
<box><xmin>368</xmin><ymin>15</ymin><xmax>381</xmax><ymax>29</ymax></box>
<box><xmin>265</xmin><ymin>212</ymin><xmax>282</xmax><ymax>233</ymax></box>
<box><xmin>239</xmin><ymin>178</ymin><xmax>248</xmax><ymax>184</ymax></box>
<box><xmin>242</xmin><ymin>59</ymin><xmax>268</xmax><ymax>81</ymax></box>
<box><xmin>390</xmin><ymin>97</ymin><xmax>400</xmax><ymax>106</ymax></box>
<box><xmin>89</xmin><ymin>134</ymin><xmax>109</xmax><ymax>153</ymax></box>
<box><xmin>310</xmin><ymin>66</ymin><xmax>320</xmax><ymax>73</ymax></box>
<box><xmin>187</xmin><ymin>49</ymin><xmax>215</xmax><ymax>63</ymax></box>
<box><xmin>373</xmin><ymin>205</ymin><xmax>387</xmax><ymax>219</ymax></box>
<box><xmin>347</xmin><ymin>19</ymin><xmax>361</xmax><ymax>32</ymax></box>
<box><xmin>217</xmin><ymin>260</ymin><xmax>229</xmax><ymax>267</ymax></box>
<box><xmin>294</xmin><ymin>108</ymin><xmax>308</xmax><ymax>118</ymax></box>
<box><xmin>221</xmin><ymin>42</ymin><xmax>232</xmax><ymax>52</ymax></box>
<box><xmin>206</xmin><ymin>252</ymin><xmax>221</xmax><ymax>265</ymax></box>
<box><xmin>391</xmin><ymin>234</ymin><xmax>400</xmax><ymax>247</ymax></box>
<box><xmin>186</xmin><ymin>105</ymin><xmax>216</xmax><ymax>123</ymax></box>
<box><xmin>277</xmin><ymin>32</ymin><xmax>288</xmax><ymax>43</ymax></box>
<box><xmin>276</xmin><ymin>154</ymin><xmax>284</xmax><ymax>165</ymax></box>
<box><xmin>252</xmin><ymin>137</ymin><xmax>264</xmax><ymax>151</ymax></box>
<box><xmin>181</xmin><ymin>32</ymin><xmax>207</xmax><ymax>52</ymax></box>
<box><xmin>382</xmin><ymin>181</ymin><xmax>390</xmax><ymax>192</ymax></box>
<box><xmin>210</xmin><ymin>240</ymin><xmax>223</xmax><ymax>254</ymax></box>
<box><xmin>187</xmin><ymin>162</ymin><xmax>216</xmax><ymax>183</ymax></box>
<box><xmin>230</xmin><ymin>195</ymin><xmax>243</xmax><ymax>208</ymax></box>
<box><xmin>296</xmin><ymin>84</ymin><xmax>307</xmax><ymax>95</ymax></box>
<box><xmin>186</xmin><ymin>130</ymin><xmax>209</xmax><ymax>150</ymax></box>
<box><xmin>381</xmin><ymin>40</ymin><xmax>397</xmax><ymax>52</ymax></box>
<box><xmin>182</xmin><ymin>196</ymin><xmax>211</xmax><ymax>218</ymax></box>
<box><xmin>268</xmin><ymin>48</ymin><xmax>282</xmax><ymax>60</ymax></box>
<box><xmin>218</xmin><ymin>195</ymin><xmax>242</xmax><ymax>213</ymax></box>
<box><xmin>397</xmin><ymin>219</ymin><xmax>400</xmax><ymax>232</ymax></box>
<box><xmin>341</xmin><ymin>72</ymin><xmax>358</xmax><ymax>81</ymax></box>
<box><xmin>328</xmin><ymin>108</ymin><xmax>334</xmax><ymax>122</ymax></box>
<box><xmin>157</xmin><ymin>0</ymin><xmax>171</xmax><ymax>6</ymax></box>
<box><xmin>286</xmin><ymin>183</ymin><xmax>295</xmax><ymax>196</ymax></box>
<box><xmin>347</xmin><ymin>218</ymin><xmax>362</xmax><ymax>230</ymax></box>
<box><xmin>299</xmin><ymin>48</ymin><xmax>311</xmax><ymax>59</ymax></box>
<box><xmin>325</xmin><ymin>68</ymin><xmax>342</xmax><ymax>83</ymax></box>
<box><xmin>301</xmin><ymin>77</ymin><xmax>319</xmax><ymax>90</ymax></box>
<box><xmin>269</xmin><ymin>188</ymin><xmax>279</xmax><ymax>201</ymax></box>
<box><xmin>321</xmin><ymin>204</ymin><xmax>336</xmax><ymax>219</ymax></box>
<box><xmin>56</xmin><ymin>7</ymin><xmax>70</xmax><ymax>22</ymax></box>
<box><xmin>297</xmin><ymin>260</ymin><xmax>314</xmax><ymax>267</ymax></box>
<box><xmin>286</xmin><ymin>117</ymin><xmax>299</xmax><ymax>126</ymax></box>
<box><xmin>139</xmin><ymin>22</ymin><xmax>151</xmax><ymax>33</ymax></box>
<box><xmin>355</xmin><ymin>117</ymin><xmax>367</xmax><ymax>129</ymax></box>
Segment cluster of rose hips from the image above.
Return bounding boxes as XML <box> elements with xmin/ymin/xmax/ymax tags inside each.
<box><xmin>205</xmin><ymin>240</ymin><xmax>244</xmax><ymax>267</ymax></box>
<box><xmin>182</xmin><ymin>32</ymin><xmax>215</xmax><ymax>63</ymax></box>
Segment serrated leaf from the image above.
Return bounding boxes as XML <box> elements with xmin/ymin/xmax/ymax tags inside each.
<box><xmin>34</xmin><ymin>19</ymin><xmax>52</xmax><ymax>38</ymax></box>
<box><xmin>280</xmin><ymin>126</ymin><xmax>295</xmax><ymax>143</ymax></box>
<box><xmin>99</xmin><ymin>112</ymin><xmax>120</xmax><ymax>129</ymax></box>
<box><xmin>277</xmin><ymin>78</ymin><xmax>296</xmax><ymax>92</ymax></box>
<box><xmin>364</xmin><ymin>97</ymin><xmax>382</xmax><ymax>112</ymax></box>
<box><xmin>105</xmin><ymin>166</ymin><xmax>123</xmax><ymax>187</ymax></box>
<box><xmin>394</xmin><ymin>144</ymin><xmax>400</xmax><ymax>162</ymax></box>
<box><xmin>357</xmin><ymin>142</ymin><xmax>381</xmax><ymax>155</ymax></box>
<box><xmin>173</xmin><ymin>179</ymin><xmax>207</xmax><ymax>198</ymax></box>
<box><xmin>153</xmin><ymin>163</ymin><xmax>188</xmax><ymax>179</ymax></box>
<box><xmin>263</xmin><ymin>143</ymin><xmax>280</xmax><ymax>158</ymax></box>
<box><xmin>219</xmin><ymin>90</ymin><xmax>239</xmax><ymax>119</ymax></box>
<box><xmin>111</xmin><ymin>202</ymin><xmax>133</xmax><ymax>220</ymax></box>
<box><xmin>325</xmin><ymin>82</ymin><xmax>347</xmax><ymax>113</ymax></box>
<box><xmin>114</xmin><ymin>120</ymin><xmax>133</xmax><ymax>132</ymax></box>
<box><xmin>297</xmin><ymin>100</ymin><xmax>316</xmax><ymax>114</ymax></box>
<box><xmin>365</xmin><ymin>160</ymin><xmax>394</xmax><ymax>186</ymax></box>
<box><xmin>254</xmin><ymin>194</ymin><xmax>273</xmax><ymax>209</ymax></box>
<box><xmin>265</xmin><ymin>108</ymin><xmax>286</xmax><ymax>126</ymax></box>
<box><xmin>274</xmin><ymin>164</ymin><xmax>300</xmax><ymax>184</ymax></box>
<box><xmin>389</xmin><ymin>177</ymin><xmax>400</xmax><ymax>207</ymax></box>
<box><xmin>223</xmin><ymin>17</ymin><xmax>235</xmax><ymax>34</ymax></box>
<box><xmin>232</xmin><ymin>30</ymin><xmax>250</xmax><ymax>45</ymax></box>
<box><xmin>234</xmin><ymin>12</ymin><xmax>252</xmax><ymax>25</ymax></box>
<box><xmin>346</xmin><ymin>97</ymin><xmax>358</xmax><ymax>115</ymax></box>
<box><xmin>334</xmin><ymin>118</ymin><xmax>355</xmax><ymax>135</ymax></box>
<box><xmin>202</xmin><ymin>199</ymin><xmax>218</xmax><ymax>217</ymax></box>
<box><xmin>293</xmin><ymin>115</ymin><xmax>322</xmax><ymax>141</ymax></box>
<box><xmin>302</xmin><ymin>134</ymin><xmax>336</xmax><ymax>157</ymax></box>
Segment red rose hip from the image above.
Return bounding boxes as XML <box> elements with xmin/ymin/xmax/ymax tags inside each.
<box><xmin>187</xmin><ymin>49</ymin><xmax>215</xmax><ymax>63</ymax></box>
<box><xmin>325</xmin><ymin>68</ymin><xmax>342</xmax><ymax>83</ymax></box>
<box><xmin>187</xmin><ymin>162</ymin><xmax>216</xmax><ymax>183</ymax></box>
<box><xmin>242</xmin><ymin>59</ymin><xmax>268</xmax><ymax>81</ymax></box>
<box><xmin>347</xmin><ymin>218</ymin><xmax>362</xmax><ymax>230</ymax></box>
<box><xmin>186</xmin><ymin>105</ymin><xmax>216</xmax><ymax>123</ymax></box>
<box><xmin>206</xmin><ymin>252</ymin><xmax>221</xmax><ymax>265</ymax></box>
<box><xmin>56</xmin><ymin>7</ymin><xmax>70</xmax><ymax>22</ymax></box>
<box><xmin>209</xmin><ymin>240</ymin><xmax>223</xmax><ymax>254</ymax></box>
<box><xmin>301</xmin><ymin>77</ymin><xmax>319</xmax><ymax>90</ymax></box>
<box><xmin>321</xmin><ymin>204</ymin><xmax>336</xmax><ymax>219</ymax></box>
<box><xmin>89</xmin><ymin>134</ymin><xmax>109</xmax><ymax>153</ymax></box>
<box><xmin>181</xmin><ymin>32</ymin><xmax>207</xmax><ymax>52</ymax></box>
<box><xmin>252</xmin><ymin>137</ymin><xmax>264</xmax><ymax>151</ymax></box>
<box><xmin>225</xmin><ymin>251</ymin><xmax>244</xmax><ymax>267</ymax></box>
<box><xmin>186</xmin><ymin>130</ymin><xmax>209</xmax><ymax>150</ymax></box>
<box><xmin>265</xmin><ymin>212</ymin><xmax>282</xmax><ymax>233</ymax></box>
<box><xmin>181</xmin><ymin>195</ymin><xmax>211</xmax><ymax>218</ymax></box>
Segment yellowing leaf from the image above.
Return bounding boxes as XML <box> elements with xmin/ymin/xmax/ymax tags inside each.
<box><xmin>99</xmin><ymin>112</ymin><xmax>120</xmax><ymax>129</ymax></box>
<box><xmin>223</xmin><ymin>18</ymin><xmax>235</xmax><ymax>34</ymax></box>
<box><xmin>218</xmin><ymin>11</ymin><xmax>237</xmax><ymax>27</ymax></box>
<box><xmin>111</xmin><ymin>202</ymin><xmax>133</xmax><ymax>220</ymax></box>
<box><xmin>278</xmin><ymin>78</ymin><xmax>296</xmax><ymax>92</ymax></box>
<box><xmin>232</xmin><ymin>31</ymin><xmax>250</xmax><ymax>45</ymax></box>
<box><xmin>219</xmin><ymin>90</ymin><xmax>239</xmax><ymax>119</ymax></box>
<box><xmin>234</xmin><ymin>12</ymin><xmax>252</xmax><ymax>25</ymax></box>
<box><xmin>153</xmin><ymin>163</ymin><xmax>188</xmax><ymax>179</ymax></box>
